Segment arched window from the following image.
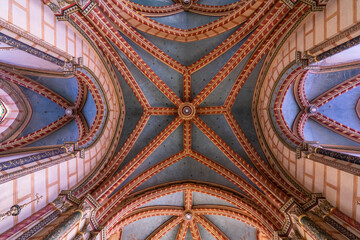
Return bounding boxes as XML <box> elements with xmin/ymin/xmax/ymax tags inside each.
<box><xmin>0</xmin><ymin>99</ymin><xmax>7</xmax><ymax>123</ymax></box>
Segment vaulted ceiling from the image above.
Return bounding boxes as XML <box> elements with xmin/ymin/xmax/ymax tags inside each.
<box><xmin>68</xmin><ymin>0</ymin><xmax>309</xmax><ymax>238</ymax></box>
<box><xmin>1</xmin><ymin>0</ymin><xmax>360</xmax><ymax>239</ymax></box>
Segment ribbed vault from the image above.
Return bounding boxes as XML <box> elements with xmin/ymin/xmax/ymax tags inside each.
<box><xmin>64</xmin><ymin>0</ymin><xmax>316</xmax><ymax>238</ymax></box>
<box><xmin>1</xmin><ymin>0</ymin><xmax>360</xmax><ymax>239</ymax></box>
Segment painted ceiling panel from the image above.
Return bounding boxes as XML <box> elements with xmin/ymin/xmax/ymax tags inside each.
<box><xmin>282</xmin><ymin>82</ymin><xmax>300</xmax><ymax>129</ymax></box>
<box><xmin>25</xmin><ymin>120</ymin><xmax>78</xmax><ymax>147</ymax></box>
<box><xmin>122</xmin><ymin>215</ymin><xmax>173</xmax><ymax>240</ymax></box>
<box><xmin>150</xmin><ymin>12</ymin><xmax>220</xmax><ymax>30</ymax></box>
<box><xmin>82</xmin><ymin>89</ymin><xmax>97</xmax><ymax>128</ymax></box>
<box><xmin>184</xmin><ymin>228</ymin><xmax>193</xmax><ymax>239</ymax></box>
<box><xmin>199</xmin><ymin>115</ymin><xmax>253</xmax><ymax>162</ymax></box>
<box><xmin>116</xmin><ymin>115</ymin><xmax>177</xmax><ymax>173</ymax></box>
<box><xmin>191</xmin><ymin>122</ymin><xmax>258</xmax><ymax>192</ymax></box>
<box><xmin>19</xmin><ymin>86</ymin><xmax>64</xmax><ymax>136</ymax></box>
<box><xmin>197</xmin><ymin>223</ymin><xmax>216</xmax><ymax>240</ymax></box>
<box><xmin>114</xmin><ymin>45</ymin><xmax>175</xmax><ymax>107</ymax></box>
<box><xmin>304</xmin><ymin>119</ymin><xmax>360</xmax><ymax>146</ymax></box>
<box><xmin>139</xmin><ymin>191</ymin><xmax>185</xmax><ymax>208</ymax></box>
<box><xmin>114</xmin><ymin>67</ymin><xmax>143</xmax><ymax>154</ymax></box>
<box><xmin>138</xmin><ymin>26</ymin><xmax>240</xmax><ymax>66</ymax></box>
<box><xmin>134</xmin><ymin>157</ymin><xmax>244</xmax><ymax>193</ymax></box>
<box><xmin>193</xmin><ymin>192</ymin><xmax>236</xmax><ymax>207</ymax></box>
<box><xmin>204</xmin><ymin>215</ymin><xmax>256</xmax><ymax>240</ymax></box>
<box><xmin>232</xmin><ymin>56</ymin><xmax>268</xmax><ymax>163</ymax></box>
<box><xmin>26</xmin><ymin>75</ymin><xmax>78</xmax><ymax>104</ymax></box>
<box><xmin>191</xmin><ymin>35</ymin><xmax>250</xmax><ymax>98</ymax></box>
<box><xmin>305</xmin><ymin>68</ymin><xmax>360</xmax><ymax>102</ymax></box>
<box><xmin>199</xmin><ymin>50</ymin><xmax>251</xmax><ymax>107</ymax></box>
<box><xmin>160</xmin><ymin>224</ymin><xmax>180</xmax><ymax>240</ymax></box>
<box><xmin>120</xmin><ymin>32</ymin><xmax>184</xmax><ymax>99</ymax></box>
<box><xmin>319</xmin><ymin>87</ymin><xmax>360</xmax><ymax>130</ymax></box>
<box><xmin>115</xmin><ymin>123</ymin><xmax>183</xmax><ymax>190</ymax></box>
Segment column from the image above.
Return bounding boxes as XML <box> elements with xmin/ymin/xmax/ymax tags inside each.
<box><xmin>13</xmin><ymin>194</ymin><xmax>72</xmax><ymax>239</ymax></box>
<box><xmin>298</xmin><ymin>143</ymin><xmax>360</xmax><ymax>175</ymax></box>
<box><xmin>43</xmin><ymin>210</ymin><xmax>83</xmax><ymax>240</ymax></box>
<box><xmin>43</xmin><ymin>199</ymin><xmax>94</xmax><ymax>240</ymax></box>
<box><xmin>312</xmin><ymin>199</ymin><xmax>360</xmax><ymax>239</ymax></box>
<box><xmin>73</xmin><ymin>221</ymin><xmax>92</xmax><ymax>240</ymax></box>
<box><xmin>314</xmin><ymin>148</ymin><xmax>360</xmax><ymax>165</ymax></box>
<box><xmin>290</xmin><ymin>205</ymin><xmax>335</xmax><ymax>240</ymax></box>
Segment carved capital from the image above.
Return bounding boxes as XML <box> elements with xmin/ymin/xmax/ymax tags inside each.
<box><xmin>62</xmin><ymin>59</ymin><xmax>75</xmax><ymax>73</ymax></box>
<box><xmin>296</xmin><ymin>51</ymin><xmax>316</xmax><ymax>67</ymax></box>
<box><xmin>52</xmin><ymin>195</ymin><xmax>66</xmax><ymax>209</ymax></box>
<box><xmin>297</xmin><ymin>141</ymin><xmax>319</xmax><ymax>158</ymax></box>
<box><xmin>288</xmin><ymin>228</ymin><xmax>304</xmax><ymax>240</ymax></box>
<box><xmin>312</xmin><ymin>199</ymin><xmax>334</xmax><ymax>219</ymax></box>
<box><xmin>289</xmin><ymin>205</ymin><xmax>306</xmax><ymax>220</ymax></box>
<box><xmin>43</xmin><ymin>0</ymin><xmax>61</xmax><ymax>14</ymax></box>
<box><xmin>318</xmin><ymin>199</ymin><xmax>333</xmax><ymax>214</ymax></box>
<box><xmin>282</xmin><ymin>0</ymin><xmax>328</xmax><ymax>11</ymax></box>
<box><xmin>79</xmin><ymin>200</ymin><xmax>94</xmax><ymax>219</ymax></box>
<box><xmin>63</xmin><ymin>142</ymin><xmax>76</xmax><ymax>153</ymax></box>
<box><xmin>44</xmin><ymin>0</ymin><xmax>95</xmax><ymax>22</ymax></box>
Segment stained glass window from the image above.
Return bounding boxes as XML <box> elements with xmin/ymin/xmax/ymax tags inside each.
<box><xmin>0</xmin><ymin>100</ymin><xmax>7</xmax><ymax>122</ymax></box>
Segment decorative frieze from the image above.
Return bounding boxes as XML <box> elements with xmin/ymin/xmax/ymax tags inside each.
<box><xmin>0</xmin><ymin>32</ymin><xmax>65</xmax><ymax>67</ymax></box>
<box><xmin>0</xmin><ymin>148</ymin><xmax>66</xmax><ymax>171</ymax></box>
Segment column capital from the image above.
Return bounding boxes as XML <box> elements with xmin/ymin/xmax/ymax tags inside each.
<box><xmin>51</xmin><ymin>191</ymin><xmax>79</xmax><ymax>212</ymax></box>
<box><xmin>78</xmin><ymin>194</ymin><xmax>103</xmax><ymax>234</ymax></box>
<box><xmin>311</xmin><ymin>199</ymin><xmax>334</xmax><ymax>219</ymax></box>
<box><xmin>281</xmin><ymin>0</ymin><xmax>328</xmax><ymax>11</ymax></box>
<box><xmin>44</xmin><ymin>0</ymin><xmax>96</xmax><ymax>20</ymax></box>
<box><xmin>277</xmin><ymin>194</ymin><xmax>324</xmax><ymax>239</ymax></box>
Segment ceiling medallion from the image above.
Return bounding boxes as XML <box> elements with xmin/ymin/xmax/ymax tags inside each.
<box><xmin>184</xmin><ymin>211</ymin><xmax>193</xmax><ymax>221</ymax></box>
<box><xmin>0</xmin><ymin>100</ymin><xmax>7</xmax><ymax>123</ymax></box>
<box><xmin>178</xmin><ymin>102</ymin><xmax>195</xmax><ymax>120</ymax></box>
<box><xmin>181</xmin><ymin>0</ymin><xmax>192</xmax><ymax>9</ymax></box>
<box><xmin>308</xmin><ymin>105</ymin><xmax>318</xmax><ymax>114</ymax></box>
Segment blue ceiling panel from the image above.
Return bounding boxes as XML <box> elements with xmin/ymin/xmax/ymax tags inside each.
<box><xmin>120</xmin><ymin>32</ymin><xmax>184</xmax><ymax>99</ymax></box>
<box><xmin>19</xmin><ymin>86</ymin><xmax>64</xmax><ymax>137</ymax></box>
<box><xmin>129</xmin><ymin>0</ymin><xmax>173</xmax><ymax>6</ymax></box>
<box><xmin>282</xmin><ymin>82</ymin><xmax>300</xmax><ymax>129</ymax></box>
<box><xmin>137</xmin><ymin>25</ymin><xmax>241</xmax><ymax>66</ymax></box>
<box><xmin>115</xmin><ymin>115</ymin><xmax>176</xmax><ymax>173</ymax></box>
<box><xmin>134</xmin><ymin>157</ymin><xmax>244</xmax><ymax>194</ymax></box>
<box><xmin>122</xmin><ymin>215</ymin><xmax>173</xmax><ymax>240</ymax></box>
<box><xmin>26</xmin><ymin>75</ymin><xmax>78</xmax><ymax>104</ymax></box>
<box><xmin>319</xmin><ymin>87</ymin><xmax>360</xmax><ymax>130</ymax></box>
<box><xmin>304</xmin><ymin>119</ymin><xmax>360</xmax><ymax>146</ymax></box>
<box><xmin>150</xmin><ymin>12</ymin><xmax>220</xmax><ymax>30</ymax></box>
<box><xmin>232</xmin><ymin>55</ymin><xmax>268</xmax><ymax>164</ymax></box>
<box><xmin>204</xmin><ymin>215</ymin><xmax>256</xmax><ymax>240</ymax></box>
<box><xmin>113</xmin><ymin>66</ymin><xmax>144</xmax><ymax>155</ymax></box>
